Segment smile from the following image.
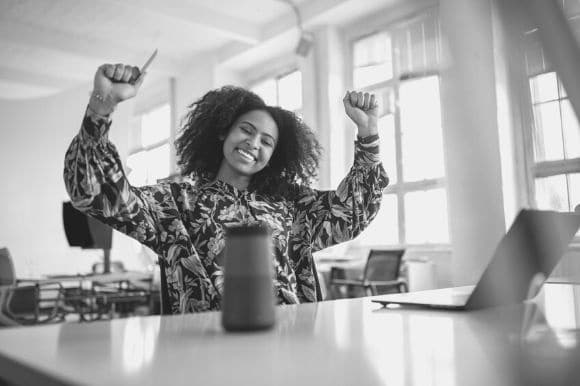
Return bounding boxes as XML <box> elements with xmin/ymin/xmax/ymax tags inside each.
<box><xmin>236</xmin><ymin>148</ymin><xmax>257</xmax><ymax>162</ymax></box>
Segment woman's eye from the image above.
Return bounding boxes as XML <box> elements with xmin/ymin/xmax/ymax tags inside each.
<box><xmin>262</xmin><ymin>139</ymin><xmax>274</xmax><ymax>147</ymax></box>
<box><xmin>241</xmin><ymin>127</ymin><xmax>251</xmax><ymax>134</ymax></box>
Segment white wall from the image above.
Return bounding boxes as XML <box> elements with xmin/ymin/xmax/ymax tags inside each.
<box><xmin>0</xmin><ymin>85</ymin><xmax>146</xmax><ymax>277</ymax></box>
<box><xmin>175</xmin><ymin>54</ymin><xmax>219</xmax><ymax>123</ymax></box>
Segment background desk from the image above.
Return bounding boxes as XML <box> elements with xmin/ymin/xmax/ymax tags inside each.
<box><xmin>0</xmin><ymin>284</ymin><xmax>579</xmax><ymax>386</ymax></box>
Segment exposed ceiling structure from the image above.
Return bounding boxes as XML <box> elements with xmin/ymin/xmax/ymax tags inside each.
<box><xmin>0</xmin><ymin>0</ymin><xmax>397</xmax><ymax>99</ymax></box>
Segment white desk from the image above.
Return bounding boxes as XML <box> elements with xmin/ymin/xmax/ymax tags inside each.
<box><xmin>0</xmin><ymin>284</ymin><xmax>578</xmax><ymax>386</ymax></box>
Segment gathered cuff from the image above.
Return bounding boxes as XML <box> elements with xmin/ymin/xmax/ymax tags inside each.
<box><xmin>80</xmin><ymin>105</ymin><xmax>112</xmax><ymax>144</ymax></box>
<box><xmin>353</xmin><ymin>137</ymin><xmax>380</xmax><ymax>166</ymax></box>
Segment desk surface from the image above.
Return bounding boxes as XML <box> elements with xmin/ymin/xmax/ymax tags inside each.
<box><xmin>0</xmin><ymin>284</ymin><xmax>579</xmax><ymax>386</ymax></box>
<box><xmin>44</xmin><ymin>271</ymin><xmax>153</xmax><ymax>283</ymax></box>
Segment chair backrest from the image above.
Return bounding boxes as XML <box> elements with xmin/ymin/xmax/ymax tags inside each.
<box><xmin>0</xmin><ymin>247</ymin><xmax>16</xmax><ymax>286</ymax></box>
<box><xmin>363</xmin><ymin>249</ymin><xmax>405</xmax><ymax>282</ymax></box>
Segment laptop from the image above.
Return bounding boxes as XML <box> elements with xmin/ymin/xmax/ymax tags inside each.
<box><xmin>372</xmin><ymin>209</ymin><xmax>580</xmax><ymax>310</ymax></box>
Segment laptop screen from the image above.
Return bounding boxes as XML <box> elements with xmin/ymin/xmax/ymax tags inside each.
<box><xmin>466</xmin><ymin>210</ymin><xmax>580</xmax><ymax>310</ymax></box>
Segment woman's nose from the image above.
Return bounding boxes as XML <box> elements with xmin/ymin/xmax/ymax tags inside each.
<box><xmin>245</xmin><ymin>137</ymin><xmax>259</xmax><ymax>149</ymax></box>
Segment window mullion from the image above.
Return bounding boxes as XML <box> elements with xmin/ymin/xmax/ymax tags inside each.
<box><xmin>129</xmin><ymin>139</ymin><xmax>170</xmax><ymax>157</ymax></box>
<box><xmin>359</xmin><ymin>78</ymin><xmax>398</xmax><ymax>92</ymax></box>
<box><xmin>556</xmin><ymin>93</ymin><xmax>568</xmax><ymax>162</ymax></box>
<box><xmin>534</xmin><ymin>158</ymin><xmax>580</xmax><ymax>177</ymax></box>
<box><xmin>521</xmin><ymin>68</ymin><xmax>538</xmax><ymax>206</ymax></box>
<box><xmin>566</xmin><ymin>174</ymin><xmax>572</xmax><ymax>212</ymax></box>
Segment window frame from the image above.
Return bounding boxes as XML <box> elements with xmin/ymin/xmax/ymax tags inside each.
<box><xmin>519</xmin><ymin>32</ymin><xmax>580</xmax><ymax>214</ymax></box>
<box><xmin>345</xmin><ymin>8</ymin><xmax>450</xmax><ymax>248</ymax></box>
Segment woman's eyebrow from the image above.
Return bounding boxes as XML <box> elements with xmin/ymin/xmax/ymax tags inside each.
<box><xmin>241</xmin><ymin>121</ymin><xmax>277</xmax><ymax>142</ymax></box>
<box><xmin>240</xmin><ymin>121</ymin><xmax>257</xmax><ymax>131</ymax></box>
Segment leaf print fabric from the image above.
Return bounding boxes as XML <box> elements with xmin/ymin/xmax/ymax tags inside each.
<box><xmin>64</xmin><ymin>107</ymin><xmax>389</xmax><ymax>313</ymax></box>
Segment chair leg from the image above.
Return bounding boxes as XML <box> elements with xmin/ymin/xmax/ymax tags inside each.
<box><xmin>367</xmin><ymin>285</ymin><xmax>376</xmax><ymax>297</ymax></box>
<box><xmin>398</xmin><ymin>282</ymin><xmax>408</xmax><ymax>293</ymax></box>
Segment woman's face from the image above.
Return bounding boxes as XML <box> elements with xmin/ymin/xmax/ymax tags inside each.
<box><xmin>221</xmin><ymin>109</ymin><xmax>279</xmax><ymax>177</ymax></box>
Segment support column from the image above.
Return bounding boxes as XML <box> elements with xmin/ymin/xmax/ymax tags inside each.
<box><xmin>309</xmin><ymin>26</ymin><xmax>347</xmax><ymax>189</ymax></box>
<box><xmin>439</xmin><ymin>0</ymin><xmax>506</xmax><ymax>285</ymax></box>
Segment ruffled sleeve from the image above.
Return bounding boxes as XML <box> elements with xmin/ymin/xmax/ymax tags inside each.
<box><xmin>292</xmin><ymin>136</ymin><xmax>389</xmax><ymax>252</ymax></box>
<box><xmin>63</xmin><ymin>107</ymin><xmax>168</xmax><ymax>252</ymax></box>
<box><xmin>289</xmin><ymin>136</ymin><xmax>389</xmax><ymax>302</ymax></box>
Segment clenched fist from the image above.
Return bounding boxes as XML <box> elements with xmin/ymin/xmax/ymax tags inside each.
<box><xmin>343</xmin><ymin>90</ymin><xmax>379</xmax><ymax>137</ymax></box>
<box><xmin>89</xmin><ymin>63</ymin><xmax>145</xmax><ymax>116</ymax></box>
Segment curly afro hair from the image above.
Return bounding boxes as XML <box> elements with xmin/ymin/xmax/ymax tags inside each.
<box><xmin>175</xmin><ymin>86</ymin><xmax>322</xmax><ymax>196</ymax></box>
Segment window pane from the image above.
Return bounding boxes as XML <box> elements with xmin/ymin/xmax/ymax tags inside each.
<box><xmin>354</xmin><ymin>32</ymin><xmax>391</xmax><ymax>67</ymax></box>
<box><xmin>372</xmin><ymin>87</ymin><xmax>395</xmax><ymax>116</ymax></box>
<box><xmin>568</xmin><ymin>174</ymin><xmax>580</xmax><ymax>237</ymax></box>
<box><xmin>400</xmin><ymin>76</ymin><xmax>445</xmax><ymax>181</ymax></box>
<box><xmin>353</xmin><ymin>32</ymin><xmax>392</xmax><ymax>88</ymax></box>
<box><xmin>251</xmin><ymin>79</ymin><xmax>277</xmax><ymax>105</ymax></box>
<box><xmin>128</xmin><ymin>118</ymin><xmax>142</xmax><ymax>153</ymax></box>
<box><xmin>396</xmin><ymin>16</ymin><xmax>440</xmax><ymax>76</ymax></box>
<box><xmin>532</xmin><ymin>101</ymin><xmax>564</xmax><ymax>161</ymax></box>
<box><xmin>278</xmin><ymin>71</ymin><xmax>302</xmax><ymax>111</ymax></box>
<box><xmin>378</xmin><ymin>114</ymin><xmax>397</xmax><ymax>184</ymax></box>
<box><xmin>141</xmin><ymin>104</ymin><xmax>170</xmax><ymax>147</ymax></box>
<box><xmin>530</xmin><ymin>72</ymin><xmax>558</xmax><ymax>103</ymax></box>
<box><xmin>127</xmin><ymin>151</ymin><xmax>148</xmax><ymax>187</ymax></box>
<box><xmin>147</xmin><ymin>144</ymin><xmax>171</xmax><ymax>183</ymax></box>
<box><xmin>358</xmin><ymin>194</ymin><xmax>398</xmax><ymax>245</ymax></box>
<box><xmin>535</xmin><ymin>175</ymin><xmax>568</xmax><ymax>211</ymax></box>
<box><xmin>405</xmin><ymin>189</ymin><xmax>449</xmax><ymax>244</ymax></box>
<box><xmin>569</xmin><ymin>173</ymin><xmax>580</xmax><ymax>213</ymax></box>
<box><xmin>560</xmin><ymin>99</ymin><xmax>580</xmax><ymax>159</ymax></box>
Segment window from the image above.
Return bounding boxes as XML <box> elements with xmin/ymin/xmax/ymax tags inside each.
<box><xmin>127</xmin><ymin>104</ymin><xmax>172</xmax><ymax>187</ymax></box>
<box><xmin>522</xmin><ymin>19</ymin><xmax>580</xmax><ymax>222</ymax></box>
<box><xmin>352</xmin><ymin>13</ymin><xmax>449</xmax><ymax>246</ymax></box>
<box><xmin>251</xmin><ymin>70</ymin><xmax>303</xmax><ymax>116</ymax></box>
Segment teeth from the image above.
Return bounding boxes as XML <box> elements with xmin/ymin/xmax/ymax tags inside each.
<box><xmin>237</xmin><ymin>149</ymin><xmax>256</xmax><ymax>162</ymax></box>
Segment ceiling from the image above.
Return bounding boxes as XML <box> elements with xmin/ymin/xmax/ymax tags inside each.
<box><xmin>0</xmin><ymin>0</ymin><xmax>397</xmax><ymax>99</ymax></box>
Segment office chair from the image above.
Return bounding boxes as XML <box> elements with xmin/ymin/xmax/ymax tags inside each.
<box><xmin>329</xmin><ymin>249</ymin><xmax>408</xmax><ymax>298</ymax></box>
<box><xmin>0</xmin><ymin>247</ymin><xmax>65</xmax><ymax>326</ymax></box>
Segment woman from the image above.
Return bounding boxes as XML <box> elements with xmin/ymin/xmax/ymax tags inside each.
<box><xmin>64</xmin><ymin>63</ymin><xmax>388</xmax><ymax>313</ymax></box>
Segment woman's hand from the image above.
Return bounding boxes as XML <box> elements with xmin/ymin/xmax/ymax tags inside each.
<box><xmin>89</xmin><ymin>63</ymin><xmax>145</xmax><ymax>116</ymax></box>
<box><xmin>343</xmin><ymin>90</ymin><xmax>379</xmax><ymax>137</ymax></box>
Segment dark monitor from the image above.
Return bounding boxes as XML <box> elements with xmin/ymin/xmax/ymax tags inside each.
<box><xmin>62</xmin><ymin>202</ymin><xmax>112</xmax><ymax>249</ymax></box>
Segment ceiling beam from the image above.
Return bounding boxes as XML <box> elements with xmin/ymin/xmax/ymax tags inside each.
<box><xmin>217</xmin><ymin>0</ymin><xmax>350</xmax><ymax>65</ymax></box>
<box><xmin>0</xmin><ymin>21</ymin><xmax>182</xmax><ymax>75</ymax></box>
<box><xmin>262</xmin><ymin>0</ymin><xmax>348</xmax><ymax>37</ymax></box>
<box><xmin>111</xmin><ymin>0</ymin><xmax>262</xmax><ymax>44</ymax></box>
<box><xmin>217</xmin><ymin>0</ymin><xmax>407</xmax><ymax>68</ymax></box>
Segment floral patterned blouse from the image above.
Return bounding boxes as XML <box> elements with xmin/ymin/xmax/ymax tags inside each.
<box><xmin>64</xmin><ymin>108</ymin><xmax>389</xmax><ymax>314</ymax></box>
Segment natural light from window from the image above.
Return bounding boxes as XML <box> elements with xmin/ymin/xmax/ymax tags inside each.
<box><xmin>127</xmin><ymin>104</ymin><xmax>171</xmax><ymax>187</ymax></box>
<box><xmin>352</xmin><ymin>14</ymin><xmax>449</xmax><ymax>246</ymax></box>
<box><xmin>251</xmin><ymin>70</ymin><xmax>303</xmax><ymax>116</ymax></box>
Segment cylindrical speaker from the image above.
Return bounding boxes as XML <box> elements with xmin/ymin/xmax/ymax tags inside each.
<box><xmin>221</xmin><ymin>222</ymin><xmax>276</xmax><ymax>332</ymax></box>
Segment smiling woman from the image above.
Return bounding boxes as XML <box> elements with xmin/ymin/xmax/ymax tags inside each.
<box><xmin>63</xmin><ymin>63</ymin><xmax>389</xmax><ymax>314</ymax></box>
<box><xmin>174</xmin><ymin>86</ymin><xmax>321</xmax><ymax>196</ymax></box>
